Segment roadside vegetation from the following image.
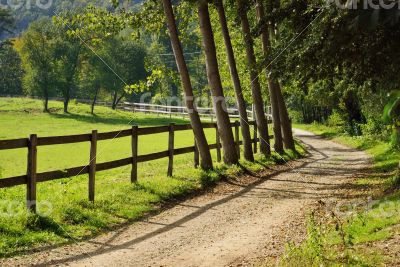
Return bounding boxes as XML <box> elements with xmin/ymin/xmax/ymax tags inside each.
<box><xmin>278</xmin><ymin>123</ymin><xmax>400</xmax><ymax>266</ymax></box>
<box><xmin>0</xmin><ymin>98</ymin><xmax>304</xmax><ymax>257</ymax></box>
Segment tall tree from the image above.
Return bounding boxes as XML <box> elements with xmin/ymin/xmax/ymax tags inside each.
<box><xmin>53</xmin><ymin>36</ymin><xmax>82</xmax><ymax>113</ymax></box>
<box><xmin>0</xmin><ymin>43</ymin><xmax>23</xmax><ymax>96</ymax></box>
<box><xmin>265</xmin><ymin>0</ymin><xmax>296</xmax><ymax>150</ymax></box>
<box><xmin>97</xmin><ymin>38</ymin><xmax>148</xmax><ymax>109</ymax></box>
<box><xmin>198</xmin><ymin>0</ymin><xmax>239</xmax><ymax>164</ymax></box>
<box><xmin>237</xmin><ymin>0</ymin><xmax>271</xmax><ymax>156</ymax></box>
<box><xmin>255</xmin><ymin>0</ymin><xmax>284</xmax><ymax>154</ymax></box>
<box><xmin>0</xmin><ymin>8</ymin><xmax>13</xmax><ymax>37</ymax></box>
<box><xmin>275</xmin><ymin>79</ymin><xmax>295</xmax><ymax>150</ymax></box>
<box><xmin>162</xmin><ymin>0</ymin><xmax>213</xmax><ymax>170</ymax></box>
<box><xmin>214</xmin><ymin>0</ymin><xmax>253</xmax><ymax>161</ymax></box>
<box><xmin>20</xmin><ymin>18</ymin><xmax>56</xmax><ymax>112</ymax></box>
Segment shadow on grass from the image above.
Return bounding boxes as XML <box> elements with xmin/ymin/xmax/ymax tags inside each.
<box><xmin>27</xmin><ymin>214</ymin><xmax>68</xmax><ymax>238</ymax></box>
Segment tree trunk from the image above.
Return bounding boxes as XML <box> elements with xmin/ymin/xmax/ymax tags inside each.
<box><xmin>43</xmin><ymin>96</ymin><xmax>49</xmax><ymax>112</ymax></box>
<box><xmin>115</xmin><ymin>91</ymin><xmax>126</xmax><ymax>110</ymax></box>
<box><xmin>275</xmin><ymin>82</ymin><xmax>296</xmax><ymax>150</ymax></box>
<box><xmin>198</xmin><ymin>0</ymin><xmax>238</xmax><ymax>165</ymax></box>
<box><xmin>112</xmin><ymin>91</ymin><xmax>118</xmax><ymax>110</ymax></box>
<box><xmin>162</xmin><ymin>0</ymin><xmax>213</xmax><ymax>169</ymax></box>
<box><xmin>63</xmin><ymin>89</ymin><xmax>70</xmax><ymax>113</ymax></box>
<box><xmin>91</xmin><ymin>87</ymin><xmax>99</xmax><ymax>115</ymax></box>
<box><xmin>215</xmin><ymin>0</ymin><xmax>253</xmax><ymax>162</ymax></box>
<box><xmin>237</xmin><ymin>0</ymin><xmax>271</xmax><ymax>156</ymax></box>
<box><xmin>43</xmin><ymin>86</ymin><xmax>49</xmax><ymax>113</ymax></box>
<box><xmin>255</xmin><ymin>0</ymin><xmax>284</xmax><ymax>154</ymax></box>
<box><xmin>265</xmin><ymin>0</ymin><xmax>296</xmax><ymax>150</ymax></box>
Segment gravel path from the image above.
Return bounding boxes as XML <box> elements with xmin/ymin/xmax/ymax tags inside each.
<box><xmin>1</xmin><ymin>129</ymin><xmax>371</xmax><ymax>267</ymax></box>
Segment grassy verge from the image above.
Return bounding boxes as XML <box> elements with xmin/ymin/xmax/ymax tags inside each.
<box><xmin>278</xmin><ymin>123</ymin><xmax>400</xmax><ymax>266</ymax></box>
<box><xmin>0</xmin><ymin>98</ymin><xmax>303</xmax><ymax>257</ymax></box>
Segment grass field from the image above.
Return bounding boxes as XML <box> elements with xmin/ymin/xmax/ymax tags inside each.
<box><xmin>0</xmin><ymin>98</ymin><xmax>302</xmax><ymax>257</ymax></box>
<box><xmin>280</xmin><ymin>123</ymin><xmax>400</xmax><ymax>266</ymax></box>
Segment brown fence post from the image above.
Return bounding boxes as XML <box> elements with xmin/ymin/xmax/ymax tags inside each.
<box><xmin>215</xmin><ymin>123</ymin><xmax>221</xmax><ymax>162</ymax></box>
<box><xmin>27</xmin><ymin>134</ymin><xmax>37</xmax><ymax>213</ymax></box>
<box><xmin>89</xmin><ymin>130</ymin><xmax>97</xmax><ymax>202</ymax></box>
<box><xmin>253</xmin><ymin>121</ymin><xmax>258</xmax><ymax>154</ymax></box>
<box><xmin>194</xmin><ymin>137</ymin><xmax>199</xmax><ymax>168</ymax></box>
<box><xmin>235</xmin><ymin>121</ymin><xmax>240</xmax><ymax>159</ymax></box>
<box><xmin>131</xmin><ymin>125</ymin><xmax>138</xmax><ymax>183</ymax></box>
<box><xmin>167</xmin><ymin>123</ymin><xmax>175</xmax><ymax>177</ymax></box>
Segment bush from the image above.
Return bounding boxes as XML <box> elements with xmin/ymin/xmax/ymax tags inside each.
<box><xmin>360</xmin><ymin>118</ymin><xmax>389</xmax><ymax>139</ymax></box>
<box><xmin>288</xmin><ymin>109</ymin><xmax>303</xmax><ymax>123</ymax></box>
<box><xmin>326</xmin><ymin>110</ymin><xmax>346</xmax><ymax>127</ymax></box>
<box><xmin>390</xmin><ymin>126</ymin><xmax>400</xmax><ymax>149</ymax></box>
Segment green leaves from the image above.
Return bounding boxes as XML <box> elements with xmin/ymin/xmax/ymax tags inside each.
<box><xmin>0</xmin><ymin>8</ymin><xmax>14</xmax><ymax>35</ymax></box>
<box><xmin>53</xmin><ymin>5</ymin><xmax>125</xmax><ymax>46</ymax></box>
<box><xmin>125</xmin><ymin>69</ymin><xmax>164</xmax><ymax>94</ymax></box>
<box><xmin>383</xmin><ymin>91</ymin><xmax>400</xmax><ymax>123</ymax></box>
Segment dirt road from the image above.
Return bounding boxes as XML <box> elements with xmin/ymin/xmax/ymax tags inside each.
<box><xmin>2</xmin><ymin>129</ymin><xmax>371</xmax><ymax>267</ymax></box>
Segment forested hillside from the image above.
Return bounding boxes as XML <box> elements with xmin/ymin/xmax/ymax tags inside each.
<box><xmin>1</xmin><ymin>0</ymin><xmax>143</xmax><ymax>39</ymax></box>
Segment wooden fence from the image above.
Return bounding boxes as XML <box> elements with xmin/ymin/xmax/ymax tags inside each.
<box><xmin>0</xmin><ymin>120</ymin><xmax>269</xmax><ymax>213</ymax></box>
<box><xmin>120</xmin><ymin>102</ymin><xmax>272</xmax><ymax>121</ymax></box>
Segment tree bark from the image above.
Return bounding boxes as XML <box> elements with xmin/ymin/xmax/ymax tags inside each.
<box><xmin>44</xmin><ymin>96</ymin><xmax>49</xmax><ymax>112</ymax></box>
<box><xmin>63</xmin><ymin>90</ymin><xmax>70</xmax><ymax>113</ymax></box>
<box><xmin>214</xmin><ymin>0</ymin><xmax>253</xmax><ymax>162</ymax></box>
<box><xmin>255</xmin><ymin>0</ymin><xmax>284</xmax><ymax>154</ymax></box>
<box><xmin>91</xmin><ymin>87</ymin><xmax>99</xmax><ymax>115</ymax></box>
<box><xmin>115</xmin><ymin>91</ymin><xmax>126</xmax><ymax>109</ymax></box>
<box><xmin>275</xmin><ymin>82</ymin><xmax>296</xmax><ymax>150</ymax></box>
<box><xmin>267</xmin><ymin>0</ymin><xmax>296</xmax><ymax>150</ymax></box>
<box><xmin>112</xmin><ymin>91</ymin><xmax>118</xmax><ymax>110</ymax></box>
<box><xmin>237</xmin><ymin>0</ymin><xmax>271</xmax><ymax>156</ymax></box>
<box><xmin>198</xmin><ymin>0</ymin><xmax>238</xmax><ymax>164</ymax></box>
<box><xmin>162</xmin><ymin>0</ymin><xmax>213</xmax><ymax>169</ymax></box>
<box><xmin>43</xmin><ymin>84</ymin><xmax>49</xmax><ymax>112</ymax></box>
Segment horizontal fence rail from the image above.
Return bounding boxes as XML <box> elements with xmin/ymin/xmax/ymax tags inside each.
<box><xmin>0</xmin><ymin>95</ymin><xmax>272</xmax><ymax>121</ymax></box>
<box><xmin>0</xmin><ymin>120</ymin><xmax>272</xmax><ymax>213</ymax></box>
<box><xmin>121</xmin><ymin>102</ymin><xmax>272</xmax><ymax>121</ymax></box>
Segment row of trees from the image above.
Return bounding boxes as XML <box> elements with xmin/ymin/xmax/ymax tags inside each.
<box><xmin>16</xmin><ymin>13</ymin><xmax>149</xmax><ymax>114</ymax></box>
<box><xmin>5</xmin><ymin>0</ymin><xmax>398</xmax><ymax>167</ymax></box>
<box><xmin>1</xmin><ymin>1</ymin><xmax>297</xmax><ymax>169</ymax></box>
<box><xmin>159</xmin><ymin>0</ymin><xmax>295</xmax><ymax>168</ymax></box>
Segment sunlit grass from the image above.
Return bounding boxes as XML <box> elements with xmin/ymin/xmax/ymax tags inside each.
<box><xmin>281</xmin><ymin>123</ymin><xmax>400</xmax><ymax>266</ymax></box>
<box><xmin>0</xmin><ymin>97</ymin><xmax>301</xmax><ymax>257</ymax></box>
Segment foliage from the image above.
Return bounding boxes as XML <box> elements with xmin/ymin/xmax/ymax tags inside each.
<box><xmin>19</xmin><ymin>18</ymin><xmax>58</xmax><ymax>107</ymax></box>
<box><xmin>326</xmin><ymin>109</ymin><xmax>346</xmax><ymax>128</ymax></box>
<box><xmin>0</xmin><ymin>7</ymin><xmax>14</xmax><ymax>37</ymax></box>
<box><xmin>282</xmin><ymin>123</ymin><xmax>400</xmax><ymax>266</ymax></box>
<box><xmin>0</xmin><ymin>42</ymin><xmax>23</xmax><ymax>95</ymax></box>
<box><xmin>259</xmin><ymin>0</ymin><xmax>400</xmax><ymax>137</ymax></box>
<box><xmin>2</xmin><ymin>0</ymin><xmax>128</xmax><ymax>39</ymax></box>
<box><xmin>382</xmin><ymin>91</ymin><xmax>400</xmax><ymax>144</ymax></box>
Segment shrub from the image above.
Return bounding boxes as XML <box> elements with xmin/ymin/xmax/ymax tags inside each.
<box><xmin>288</xmin><ymin>109</ymin><xmax>303</xmax><ymax>123</ymax></box>
<box><xmin>360</xmin><ymin>118</ymin><xmax>389</xmax><ymax>139</ymax></box>
<box><xmin>326</xmin><ymin>110</ymin><xmax>346</xmax><ymax>127</ymax></box>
